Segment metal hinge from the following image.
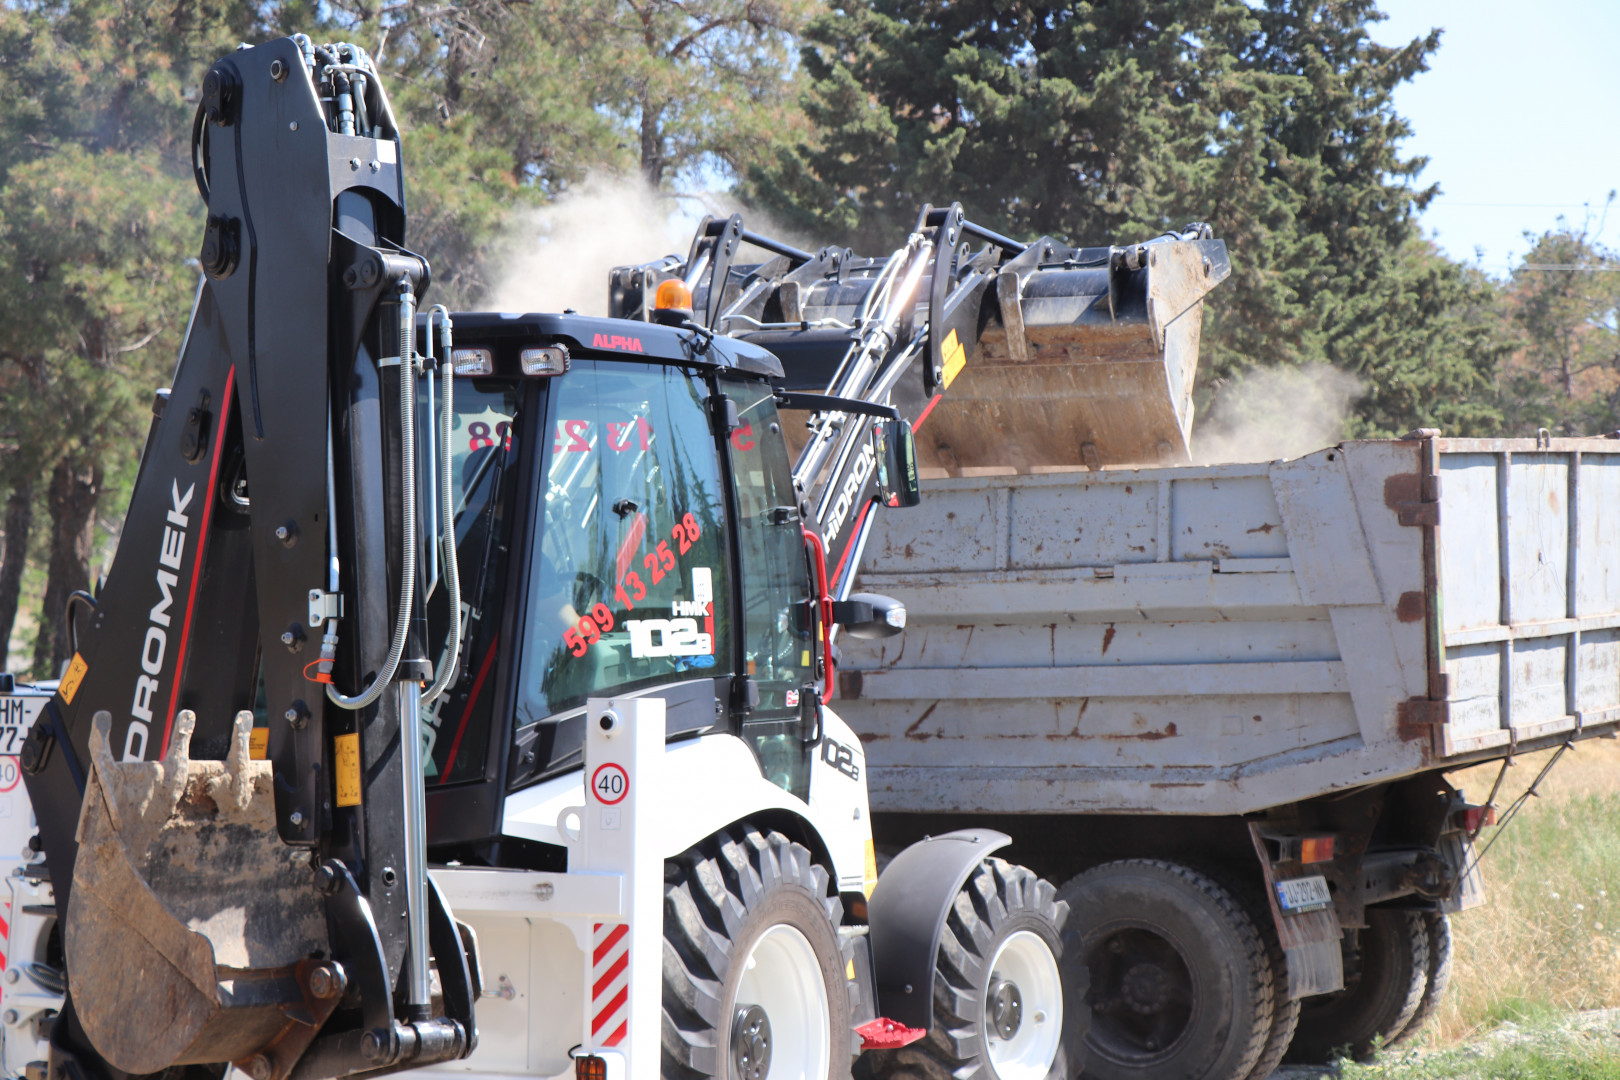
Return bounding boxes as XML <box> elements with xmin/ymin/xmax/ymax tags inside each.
<box><xmin>710</xmin><ymin>395</ymin><xmax>740</xmax><ymax>434</ymax></box>
<box><xmin>1397</xmin><ymin>696</ymin><xmax>1449</xmax><ymax>741</ymax></box>
<box><xmin>308</xmin><ymin>589</ymin><xmax>344</xmax><ymax>627</ymax></box>
<box><xmin>1397</xmin><ymin>500</ymin><xmax>1440</xmax><ymax>527</ymax></box>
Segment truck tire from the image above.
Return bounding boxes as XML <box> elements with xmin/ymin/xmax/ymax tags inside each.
<box><xmin>860</xmin><ymin>858</ymin><xmax>1081</xmax><ymax>1080</ymax></box>
<box><xmin>662</xmin><ymin>824</ymin><xmax>852</xmax><ymax>1080</ymax></box>
<box><xmin>1389</xmin><ymin>913</ymin><xmax>1452</xmax><ymax>1048</ymax></box>
<box><xmin>1284</xmin><ymin>909</ymin><xmax>1428</xmax><ymax>1063</ymax></box>
<box><xmin>1060</xmin><ymin>860</ymin><xmax>1272</xmax><ymax>1080</ymax></box>
<box><xmin>1234</xmin><ymin>890</ymin><xmax>1297</xmax><ymax>1080</ymax></box>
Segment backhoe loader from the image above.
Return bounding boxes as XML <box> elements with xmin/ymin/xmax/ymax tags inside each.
<box><xmin>10</xmin><ymin>33</ymin><xmax>1225</xmax><ymax>1080</ymax></box>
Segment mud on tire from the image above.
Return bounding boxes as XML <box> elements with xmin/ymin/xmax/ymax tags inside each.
<box><xmin>662</xmin><ymin>824</ymin><xmax>851</xmax><ymax>1080</ymax></box>
<box><xmin>860</xmin><ymin>858</ymin><xmax>1083</xmax><ymax>1080</ymax></box>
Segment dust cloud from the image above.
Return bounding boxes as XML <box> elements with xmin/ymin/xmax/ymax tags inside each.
<box><xmin>487</xmin><ymin>178</ymin><xmax>687</xmax><ymax>317</ymax></box>
<box><xmin>486</xmin><ymin>177</ymin><xmax>816</xmax><ymax>317</ymax></box>
<box><xmin>1192</xmin><ymin>363</ymin><xmax>1364</xmax><ymax>464</ymax></box>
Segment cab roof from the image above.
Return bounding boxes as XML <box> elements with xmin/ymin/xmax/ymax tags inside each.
<box><xmin>445</xmin><ymin>311</ymin><xmax>783</xmax><ymax>380</ymax></box>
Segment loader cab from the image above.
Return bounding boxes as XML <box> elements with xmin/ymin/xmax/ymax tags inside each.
<box><xmin>419</xmin><ymin>314</ymin><xmax>822</xmax><ymax>858</ymax></box>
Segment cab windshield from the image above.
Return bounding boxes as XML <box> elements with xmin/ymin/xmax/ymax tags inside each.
<box><xmin>515</xmin><ymin>360</ymin><xmax>733</xmax><ymax>729</ymax></box>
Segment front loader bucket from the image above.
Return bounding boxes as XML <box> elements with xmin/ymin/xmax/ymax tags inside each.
<box><xmin>916</xmin><ymin>237</ymin><xmax>1231</xmax><ymax>472</ymax></box>
<box><xmin>67</xmin><ymin>710</ymin><xmax>336</xmax><ymax>1078</ymax></box>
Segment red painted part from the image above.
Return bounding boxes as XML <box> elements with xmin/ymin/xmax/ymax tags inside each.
<box><xmin>593</xmin><ymin>922</ymin><xmax>629</xmax><ymax>964</ymax></box>
<box><xmin>591</xmin><ymin>986</ymin><xmax>627</xmax><ymax>1034</ymax></box>
<box><xmin>913</xmin><ymin>393</ymin><xmax>943</xmax><ymax>432</ymax></box>
<box><xmin>830</xmin><ymin>497</ymin><xmax>874</xmax><ymax>596</ymax></box>
<box><xmin>437</xmin><ymin>632</ymin><xmax>500</xmax><ymax>783</ymax></box>
<box><xmin>162</xmin><ymin>365</ymin><xmax>236</xmax><ymax>755</ymax></box>
<box><xmin>614</xmin><ymin>512</ymin><xmax>647</xmax><ymax>584</ymax></box>
<box><xmin>802</xmin><ymin>528</ymin><xmax>835</xmax><ymax>698</ymax></box>
<box><xmin>856</xmin><ymin>1017</ymin><xmax>927</xmax><ymax>1051</ymax></box>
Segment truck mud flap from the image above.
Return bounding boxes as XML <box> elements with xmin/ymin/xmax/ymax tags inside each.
<box><xmin>1247</xmin><ymin>823</ymin><xmax>1345</xmax><ymax>1000</ymax></box>
<box><xmin>66</xmin><ymin>710</ymin><xmax>335</xmax><ymax>1078</ymax></box>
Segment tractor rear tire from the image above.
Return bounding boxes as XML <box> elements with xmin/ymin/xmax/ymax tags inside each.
<box><xmin>1284</xmin><ymin>908</ymin><xmax>1428</xmax><ymax>1064</ymax></box>
<box><xmin>1061</xmin><ymin>860</ymin><xmax>1273</xmax><ymax>1080</ymax></box>
<box><xmin>1388</xmin><ymin>913</ymin><xmax>1452</xmax><ymax>1048</ymax></box>
<box><xmin>661</xmin><ymin>824</ymin><xmax>852</xmax><ymax>1080</ymax></box>
<box><xmin>859</xmin><ymin>858</ymin><xmax>1082</xmax><ymax>1080</ymax></box>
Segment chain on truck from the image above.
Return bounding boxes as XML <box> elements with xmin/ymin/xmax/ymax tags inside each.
<box><xmin>0</xmin><ymin>31</ymin><xmax>1272</xmax><ymax>1080</ymax></box>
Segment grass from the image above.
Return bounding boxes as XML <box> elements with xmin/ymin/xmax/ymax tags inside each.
<box><xmin>1438</xmin><ymin>739</ymin><xmax>1620</xmax><ymax>1045</ymax></box>
<box><xmin>1308</xmin><ymin>738</ymin><xmax>1620</xmax><ymax>1076</ymax></box>
<box><xmin>1334</xmin><ymin>1019</ymin><xmax>1620</xmax><ymax>1080</ymax></box>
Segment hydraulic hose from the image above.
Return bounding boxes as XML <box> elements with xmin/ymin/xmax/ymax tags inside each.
<box><xmin>328</xmin><ymin>278</ymin><xmax>419</xmax><ymax>711</ymax></box>
<box><xmin>422</xmin><ymin>306</ymin><xmax>462</xmax><ymax>705</ymax></box>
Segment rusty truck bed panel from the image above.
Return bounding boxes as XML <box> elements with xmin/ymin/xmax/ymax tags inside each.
<box><xmin>839</xmin><ymin>437</ymin><xmax>1620</xmax><ymax>815</ymax></box>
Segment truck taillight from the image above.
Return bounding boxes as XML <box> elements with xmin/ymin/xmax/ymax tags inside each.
<box><xmin>573</xmin><ymin>1054</ymin><xmax>606</xmax><ymax>1080</ymax></box>
<box><xmin>1300</xmin><ymin>836</ymin><xmax>1335</xmax><ymax>864</ymax></box>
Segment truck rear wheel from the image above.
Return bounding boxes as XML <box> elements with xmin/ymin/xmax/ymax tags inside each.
<box><xmin>1235</xmin><ymin>888</ymin><xmax>1298</xmax><ymax>1080</ymax></box>
<box><xmin>1060</xmin><ymin>860</ymin><xmax>1272</xmax><ymax>1080</ymax></box>
<box><xmin>1389</xmin><ymin>912</ymin><xmax>1452</xmax><ymax>1048</ymax></box>
<box><xmin>860</xmin><ymin>858</ymin><xmax>1080</xmax><ymax>1080</ymax></box>
<box><xmin>662</xmin><ymin>824</ymin><xmax>852</xmax><ymax>1080</ymax></box>
<box><xmin>1284</xmin><ymin>908</ymin><xmax>1428</xmax><ymax>1063</ymax></box>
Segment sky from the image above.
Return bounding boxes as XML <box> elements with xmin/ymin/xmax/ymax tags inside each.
<box><xmin>1374</xmin><ymin>0</ymin><xmax>1620</xmax><ymax>275</ymax></box>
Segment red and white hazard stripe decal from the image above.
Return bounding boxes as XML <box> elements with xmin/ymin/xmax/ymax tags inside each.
<box><xmin>590</xmin><ymin>922</ymin><xmax>629</xmax><ymax>1047</ymax></box>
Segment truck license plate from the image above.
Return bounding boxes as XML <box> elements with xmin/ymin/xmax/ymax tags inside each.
<box><xmin>1275</xmin><ymin>875</ymin><xmax>1332</xmax><ymax>913</ymax></box>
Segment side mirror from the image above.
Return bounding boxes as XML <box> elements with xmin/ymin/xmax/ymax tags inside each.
<box><xmin>831</xmin><ymin>592</ymin><xmax>907</xmax><ymax>640</ymax></box>
<box><xmin>873</xmin><ymin>418</ymin><xmax>921</xmax><ymax>509</ymax></box>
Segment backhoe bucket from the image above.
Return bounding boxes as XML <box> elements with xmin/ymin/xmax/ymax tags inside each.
<box><xmin>67</xmin><ymin>710</ymin><xmax>336</xmax><ymax>1078</ymax></box>
<box><xmin>916</xmin><ymin>237</ymin><xmax>1231</xmax><ymax>472</ymax></box>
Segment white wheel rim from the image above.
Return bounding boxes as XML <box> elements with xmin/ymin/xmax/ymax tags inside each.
<box><xmin>734</xmin><ymin>923</ymin><xmax>830</xmax><ymax>1080</ymax></box>
<box><xmin>984</xmin><ymin>930</ymin><xmax>1063</xmax><ymax>1080</ymax></box>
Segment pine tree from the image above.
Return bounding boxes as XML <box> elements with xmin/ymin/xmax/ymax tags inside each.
<box><xmin>0</xmin><ymin>0</ymin><xmax>251</xmax><ymax>672</ymax></box>
<box><xmin>744</xmin><ymin>0</ymin><xmax>1508</xmax><ymax>436</ymax></box>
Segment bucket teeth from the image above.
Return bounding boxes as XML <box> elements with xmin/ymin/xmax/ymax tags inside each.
<box><xmin>67</xmin><ymin>709</ymin><xmax>330</xmax><ymax>1076</ymax></box>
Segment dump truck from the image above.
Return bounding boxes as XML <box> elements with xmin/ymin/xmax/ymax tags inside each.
<box><xmin>835</xmin><ymin>433</ymin><xmax>1620</xmax><ymax>1078</ymax></box>
<box><xmin>617</xmin><ymin>215</ymin><xmax>1608</xmax><ymax>1080</ymax></box>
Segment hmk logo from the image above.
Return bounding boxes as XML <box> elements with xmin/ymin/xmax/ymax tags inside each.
<box><xmin>592</xmin><ymin>333</ymin><xmax>645</xmax><ymax>353</ymax></box>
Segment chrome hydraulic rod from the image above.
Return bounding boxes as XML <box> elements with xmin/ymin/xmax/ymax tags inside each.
<box><xmin>397</xmin><ymin>678</ymin><xmax>432</xmax><ymax>1015</ymax></box>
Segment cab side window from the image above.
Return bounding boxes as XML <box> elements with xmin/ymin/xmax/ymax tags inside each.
<box><xmin>424</xmin><ymin>380</ymin><xmax>522</xmax><ymax>784</ymax></box>
<box><xmin>723</xmin><ymin>377</ymin><xmax>817</xmax><ymax>796</ymax></box>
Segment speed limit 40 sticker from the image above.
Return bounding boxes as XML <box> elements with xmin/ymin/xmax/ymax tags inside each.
<box><xmin>591</xmin><ymin>762</ymin><xmax>629</xmax><ymax>805</ymax></box>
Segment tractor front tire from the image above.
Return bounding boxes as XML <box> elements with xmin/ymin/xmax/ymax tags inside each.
<box><xmin>860</xmin><ymin>857</ymin><xmax>1082</xmax><ymax>1080</ymax></box>
<box><xmin>662</xmin><ymin>824</ymin><xmax>852</xmax><ymax>1080</ymax></box>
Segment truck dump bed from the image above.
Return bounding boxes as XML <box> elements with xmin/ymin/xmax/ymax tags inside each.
<box><xmin>838</xmin><ymin>435</ymin><xmax>1620</xmax><ymax>816</ymax></box>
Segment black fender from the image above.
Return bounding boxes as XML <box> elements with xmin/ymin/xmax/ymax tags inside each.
<box><xmin>867</xmin><ymin>828</ymin><xmax>1011</xmax><ymax>1029</ymax></box>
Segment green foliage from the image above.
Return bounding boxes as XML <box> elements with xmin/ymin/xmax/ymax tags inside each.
<box><xmin>319</xmin><ymin>0</ymin><xmax>815</xmax><ymax>306</ymax></box>
<box><xmin>1336</xmin><ymin>1028</ymin><xmax>1620</xmax><ymax>1080</ymax></box>
<box><xmin>0</xmin><ymin>144</ymin><xmax>197</xmax><ymax>470</ymax></box>
<box><xmin>1336</xmin><ymin>240</ymin><xmax>1510</xmax><ymax>438</ymax></box>
<box><xmin>1495</xmin><ymin>216</ymin><xmax>1620</xmax><ymax>437</ymax></box>
<box><xmin>744</xmin><ymin>0</ymin><xmax>1509</xmax><ymax>435</ymax></box>
<box><xmin>0</xmin><ymin>0</ymin><xmax>248</xmax><ymax>668</ymax></box>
